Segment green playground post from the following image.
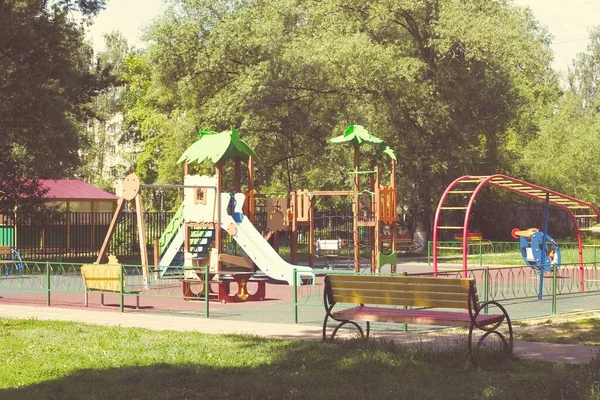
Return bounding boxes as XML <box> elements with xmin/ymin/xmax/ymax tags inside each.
<box><xmin>204</xmin><ymin>266</ymin><xmax>210</xmax><ymax>318</ymax></box>
<box><xmin>403</xmin><ymin>271</ymin><xmax>408</xmax><ymax>332</ymax></box>
<box><xmin>427</xmin><ymin>242</ymin><xmax>431</xmax><ymax>266</ymax></box>
<box><xmin>119</xmin><ymin>265</ymin><xmax>124</xmax><ymax>313</ymax></box>
<box><xmin>483</xmin><ymin>267</ymin><xmax>489</xmax><ymax>314</ymax></box>
<box><xmin>293</xmin><ymin>268</ymin><xmax>298</xmax><ymax>324</ymax></box>
<box><xmin>46</xmin><ymin>261</ymin><xmax>51</xmax><ymax>306</ymax></box>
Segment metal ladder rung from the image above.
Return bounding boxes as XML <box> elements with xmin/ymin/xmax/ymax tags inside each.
<box><xmin>576</xmin><ymin>215</ymin><xmax>598</xmax><ymax>218</ymax></box>
<box><xmin>437</xmin><ymin>226</ymin><xmax>463</xmax><ymax>229</ymax></box>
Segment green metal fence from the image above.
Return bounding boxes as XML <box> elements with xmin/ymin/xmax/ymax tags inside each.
<box><xmin>0</xmin><ymin>260</ymin><xmax>211</xmax><ymax>315</ymax></box>
<box><xmin>292</xmin><ymin>262</ymin><xmax>600</xmax><ymax>324</ymax></box>
<box><xmin>427</xmin><ymin>241</ymin><xmax>600</xmax><ymax>267</ymax></box>
<box><xmin>4</xmin><ymin>259</ymin><xmax>600</xmax><ymax>325</ymax></box>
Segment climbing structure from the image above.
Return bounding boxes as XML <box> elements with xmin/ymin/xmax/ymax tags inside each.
<box><xmin>156</xmin><ymin>175</ymin><xmax>217</xmax><ymax>276</ymax></box>
<box><xmin>433</xmin><ymin>174</ymin><xmax>600</xmax><ymax>290</ymax></box>
<box><xmin>175</xmin><ymin>127</ymin><xmax>314</xmax><ymax>286</ymax></box>
<box><xmin>328</xmin><ymin>125</ymin><xmax>398</xmax><ymax>272</ymax></box>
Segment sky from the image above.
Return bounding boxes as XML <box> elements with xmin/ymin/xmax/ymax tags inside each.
<box><xmin>86</xmin><ymin>0</ymin><xmax>600</xmax><ymax>80</ymax></box>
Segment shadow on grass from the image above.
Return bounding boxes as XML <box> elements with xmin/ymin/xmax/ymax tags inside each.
<box><xmin>2</xmin><ymin>335</ymin><xmax>600</xmax><ymax>400</ymax></box>
<box><xmin>518</xmin><ymin>317</ymin><xmax>600</xmax><ymax>346</ymax></box>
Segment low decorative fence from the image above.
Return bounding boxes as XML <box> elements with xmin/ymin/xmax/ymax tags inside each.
<box><xmin>3</xmin><ymin>260</ymin><xmax>600</xmax><ymax>325</ymax></box>
<box><xmin>428</xmin><ymin>241</ymin><xmax>600</xmax><ymax>267</ymax></box>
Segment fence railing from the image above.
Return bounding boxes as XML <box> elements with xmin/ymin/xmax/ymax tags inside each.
<box><xmin>3</xmin><ymin>259</ymin><xmax>600</xmax><ymax>324</ymax></box>
<box><xmin>292</xmin><ymin>262</ymin><xmax>600</xmax><ymax>323</ymax></box>
<box><xmin>0</xmin><ymin>211</ymin><xmax>176</xmax><ymax>260</ymax></box>
<box><xmin>427</xmin><ymin>241</ymin><xmax>600</xmax><ymax>267</ymax></box>
<box><xmin>0</xmin><ymin>207</ymin><xmax>361</xmax><ymax>261</ymax></box>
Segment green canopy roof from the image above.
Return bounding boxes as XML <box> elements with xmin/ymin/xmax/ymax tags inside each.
<box><xmin>379</xmin><ymin>145</ymin><xmax>397</xmax><ymax>162</ymax></box>
<box><xmin>331</xmin><ymin>125</ymin><xmax>396</xmax><ymax>161</ymax></box>
<box><xmin>177</xmin><ymin>127</ymin><xmax>258</xmax><ymax>165</ymax></box>
<box><xmin>330</xmin><ymin>125</ymin><xmax>384</xmax><ymax>146</ymax></box>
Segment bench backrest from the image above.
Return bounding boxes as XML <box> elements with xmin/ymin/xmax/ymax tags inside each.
<box><xmin>0</xmin><ymin>246</ymin><xmax>12</xmax><ymax>256</ymax></box>
<box><xmin>81</xmin><ymin>264</ymin><xmax>124</xmax><ymax>291</ymax></box>
<box><xmin>317</xmin><ymin>239</ymin><xmax>341</xmax><ymax>251</ymax></box>
<box><xmin>454</xmin><ymin>232</ymin><xmax>483</xmax><ymax>242</ymax></box>
<box><xmin>324</xmin><ymin>275</ymin><xmax>478</xmax><ymax>311</ymax></box>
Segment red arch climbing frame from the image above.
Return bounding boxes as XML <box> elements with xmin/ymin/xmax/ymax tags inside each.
<box><xmin>433</xmin><ymin>175</ymin><xmax>600</xmax><ymax>291</ymax></box>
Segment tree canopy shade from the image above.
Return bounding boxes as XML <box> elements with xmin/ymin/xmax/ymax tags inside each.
<box><xmin>178</xmin><ymin>127</ymin><xmax>258</xmax><ymax>165</ymax></box>
<box><xmin>123</xmin><ymin>0</ymin><xmax>559</xmax><ymax>235</ymax></box>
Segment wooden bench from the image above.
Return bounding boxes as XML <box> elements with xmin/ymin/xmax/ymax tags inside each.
<box><xmin>454</xmin><ymin>232</ymin><xmax>491</xmax><ymax>244</ymax></box>
<box><xmin>381</xmin><ymin>234</ymin><xmax>423</xmax><ymax>254</ymax></box>
<box><xmin>316</xmin><ymin>239</ymin><xmax>344</xmax><ymax>269</ymax></box>
<box><xmin>323</xmin><ymin>275</ymin><xmax>513</xmax><ymax>363</ymax></box>
<box><xmin>81</xmin><ymin>256</ymin><xmax>140</xmax><ymax>309</ymax></box>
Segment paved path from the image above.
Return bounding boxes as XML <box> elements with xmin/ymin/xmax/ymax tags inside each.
<box><xmin>0</xmin><ymin>305</ymin><xmax>596</xmax><ymax>364</ymax></box>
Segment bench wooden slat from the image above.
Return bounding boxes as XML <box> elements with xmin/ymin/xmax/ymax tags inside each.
<box><xmin>327</xmin><ymin>274</ymin><xmax>472</xmax><ymax>287</ymax></box>
<box><xmin>81</xmin><ymin>264</ymin><xmax>125</xmax><ymax>292</ymax></box>
<box><xmin>333</xmin><ymin>306</ymin><xmax>504</xmax><ymax>327</ymax></box>
<box><xmin>329</xmin><ymin>280</ymin><xmax>477</xmax><ymax>295</ymax></box>
<box><xmin>0</xmin><ymin>246</ymin><xmax>12</xmax><ymax>256</ymax></box>
<box><xmin>331</xmin><ymin>287</ymin><xmax>470</xmax><ymax>303</ymax></box>
<box><xmin>331</xmin><ymin>295</ymin><xmax>468</xmax><ymax>309</ymax></box>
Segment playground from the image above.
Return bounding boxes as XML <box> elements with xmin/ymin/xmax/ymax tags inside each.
<box><xmin>2</xmin><ymin>125</ymin><xmax>600</xmax><ymax>344</ymax></box>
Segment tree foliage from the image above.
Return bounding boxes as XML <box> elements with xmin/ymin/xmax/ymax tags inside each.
<box><xmin>0</xmin><ymin>0</ymin><xmax>109</xmax><ymax>213</ymax></box>
<box><xmin>123</xmin><ymin>0</ymin><xmax>558</xmax><ymax>235</ymax></box>
<box><xmin>522</xmin><ymin>26</ymin><xmax>600</xmax><ymax>206</ymax></box>
<box><xmin>80</xmin><ymin>32</ymin><xmax>132</xmax><ymax>191</ymax></box>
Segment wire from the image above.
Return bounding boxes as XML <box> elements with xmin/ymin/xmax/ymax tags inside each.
<box><xmin>538</xmin><ymin>0</ymin><xmax>600</xmax><ymax>20</ymax></box>
<box><xmin>553</xmin><ymin>36</ymin><xmax>590</xmax><ymax>45</ymax></box>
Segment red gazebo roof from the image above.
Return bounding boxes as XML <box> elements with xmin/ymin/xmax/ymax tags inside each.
<box><xmin>39</xmin><ymin>180</ymin><xmax>118</xmax><ymax>201</ymax></box>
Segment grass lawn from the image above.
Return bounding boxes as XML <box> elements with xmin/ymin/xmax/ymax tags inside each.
<box><xmin>516</xmin><ymin>312</ymin><xmax>600</xmax><ymax>346</ymax></box>
<box><xmin>1</xmin><ymin>319</ymin><xmax>600</xmax><ymax>399</ymax></box>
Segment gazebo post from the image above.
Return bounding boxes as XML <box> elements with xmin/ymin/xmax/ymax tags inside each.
<box><xmin>353</xmin><ymin>145</ymin><xmax>360</xmax><ymax>273</ymax></box>
<box><xmin>391</xmin><ymin>161</ymin><xmax>397</xmax><ymax>262</ymax></box>
<box><xmin>215</xmin><ymin>161</ymin><xmax>223</xmax><ymax>274</ymax></box>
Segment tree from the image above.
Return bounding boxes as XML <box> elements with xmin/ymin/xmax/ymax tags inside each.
<box><xmin>522</xmin><ymin>93</ymin><xmax>600</xmax><ymax>205</ymax></box>
<box><xmin>569</xmin><ymin>26</ymin><xmax>600</xmax><ymax>110</ymax></box>
<box><xmin>0</xmin><ymin>0</ymin><xmax>108</xmax><ymax>213</ymax></box>
<box><xmin>126</xmin><ymin>0</ymin><xmax>558</xmax><ymax>237</ymax></box>
<box><xmin>80</xmin><ymin>31</ymin><xmax>132</xmax><ymax>191</ymax></box>
<box><xmin>522</xmin><ymin>26</ymin><xmax>600</xmax><ymax>206</ymax></box>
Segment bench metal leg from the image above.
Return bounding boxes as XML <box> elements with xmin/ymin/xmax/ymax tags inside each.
<box><xmin>100</xmin><ymin>293</ymin><xmax>105</xmax><ymax>306</ymax></box>
<box><xmin>468</xmin><ymin>302</ymin><xmax>513</xmax><ymax>365</ymax></box>
<box><xmin>136</xmin><ymin>295</ymin><xmax>139</xmax><ymax>309</ymax></box>
<box><xmin>85</xmin><ymin>291</ymin><xmax>88</xmax><ymax>307</ymax></box>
